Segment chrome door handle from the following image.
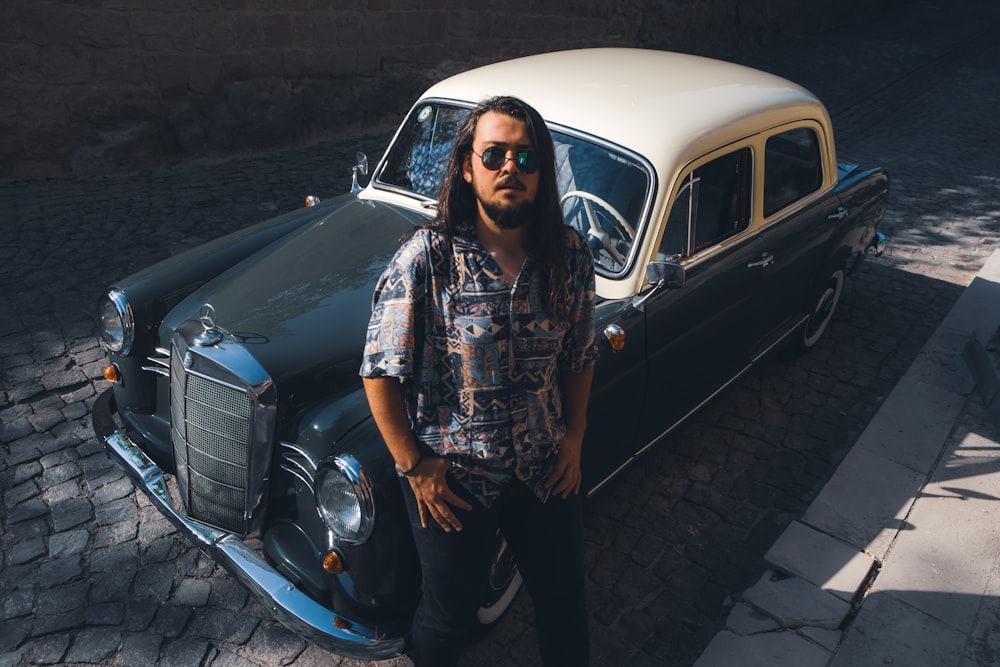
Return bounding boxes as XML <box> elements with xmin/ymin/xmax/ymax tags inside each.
<box><xmin>828</xmin><ymin>206</ymin><xmax>849</xmax><ymax>221</ymax></box>
<box><xmin>747</xmin><ymin>252</ymin><xmax>774</xmax><ymax>268</ymax></box>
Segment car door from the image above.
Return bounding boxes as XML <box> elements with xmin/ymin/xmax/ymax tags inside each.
<box><xmin>637</xmin><ymin>145</ymin><xmax>766</xmax><ymax>448</ymax></box>
<box><xmin>752</xmin><ymin>125</ymin><xmax>839</xmax><ymax>356</ymax></box>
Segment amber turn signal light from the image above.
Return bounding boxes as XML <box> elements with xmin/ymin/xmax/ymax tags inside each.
<box><xmin>603</xmin><ymin>324</ymin><xmax>625</xmax><ymax>352</ymax></box>
<box><xmin>322</xmin><ymin>550</ymin><xmax>343</xmax><ymax>574</ymax></box>
<box><xmin>103</xmin><ymin>365</ymin><xmax>120</xmax><ymax>383</ymax></box>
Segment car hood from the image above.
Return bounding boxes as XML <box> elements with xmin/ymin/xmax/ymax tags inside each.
<box><xmin>163</xmin><ymin>198</ymin><xmax>428</xmax><ymax>391</ymax></box>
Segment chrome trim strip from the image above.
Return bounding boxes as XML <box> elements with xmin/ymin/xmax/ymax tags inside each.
<box><xmin>142</xmin><ymin>347</ymin><xmax>171</xmax><ymax>377</ymax></box>
<box><xmin>280</xmin><ymin>442</ymin><xmax>320</xmax><ymax>494</ymax></box>
<box><xmin>280</xmin><ymin>464</ymin><xmax>315</xmax><ymax>494</ymax></box>
<box><xmin>103</xmin><ymin>428</ymin><xmax>405</xmax><ymax>659</ymax></box>
<box><xmin>280</xmin><ymin>442</ymin><xmax>320</xmax><ymax>476</ymax></box>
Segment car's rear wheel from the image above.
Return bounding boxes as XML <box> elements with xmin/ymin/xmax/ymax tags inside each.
<box><xmin>476</xmin><ymin>532</ymin><xmax>522</xmax><ymax>626</ymax></box>
<box><xmin>800</xmin><ymin>268</ymin><xmax>845</xmax><ymax>349</ymax></box>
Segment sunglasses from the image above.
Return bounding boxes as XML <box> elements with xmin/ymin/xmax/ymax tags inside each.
<box><xmin>471</xmin><ymin>146</ymin><xmax>541</xmax><ymax>175</ymax></box>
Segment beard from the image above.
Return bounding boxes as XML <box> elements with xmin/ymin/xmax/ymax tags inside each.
<box><xmin>481</xmin><ymin>198</ymin><xmax>533</xmax><ymax>230</ymax></box>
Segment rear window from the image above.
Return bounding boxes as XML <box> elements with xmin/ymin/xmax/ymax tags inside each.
<box><xmin>763</xmin><ymin>127</ymin><xmax>822</xmax><ymax>216</ymax></box>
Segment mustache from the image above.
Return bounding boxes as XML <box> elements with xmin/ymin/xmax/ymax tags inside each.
<box><xmin>495</xmin><ymin>176</ymin><xmax>525</xmax><ymax>191</ymax></box>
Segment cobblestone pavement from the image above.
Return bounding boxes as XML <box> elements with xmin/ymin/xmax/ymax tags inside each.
<box><xmin>2</xmin><ymin>1</ymin><xmax>998</xmax><ymax>665</ymax></box>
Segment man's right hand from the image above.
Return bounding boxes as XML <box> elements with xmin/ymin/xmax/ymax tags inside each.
<box><xmin>406</xmin><ymin>457</ymin><xmax>472</xmax><ymax>531</ymax></box>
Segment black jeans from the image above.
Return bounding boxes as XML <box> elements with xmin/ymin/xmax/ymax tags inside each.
<box><xmin>401</xmin><ymin>474</ymin><xmax>589</xmax><ymax>667</ymax></box>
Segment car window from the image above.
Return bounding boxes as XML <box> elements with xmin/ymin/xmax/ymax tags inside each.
<box><xmin>763</xmin><ymin>127</ymin><xmax>822</xmax><ymax>216</ymax></box>
<box><xmin>658</xmin><ymin>147</ymin><xmax>752</xmax><ymax>260</ymax></box>
<box><xmin>376</xmin><ymin>101</ymin><xmax>651</xmax><ymax>276</ymax></box>
<box><xmin>378</xmin><ymin>104</ymin><xmax>468</xmax><ymax>199</ymax></box>
<box><xmin>555</xmin><ymin>134</ymin><xmax>647</xmax><ymax>275</ymax></box>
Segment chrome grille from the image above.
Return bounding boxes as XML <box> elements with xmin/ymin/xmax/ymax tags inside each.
<box><xmin>169</xmin><ymin>325</ymin><xmax>275</xmax><ymax>536</ymax></box>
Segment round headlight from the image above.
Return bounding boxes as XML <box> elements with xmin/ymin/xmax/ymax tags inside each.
<box><xmin>98</xmin><ymin>289</ymin><xmax>134</xmax><ymax>356</ymax></box>
<box><xmin>316</xmin><ymin>456</ymin><xmax>375</xmax><ymax>544</ymax></box>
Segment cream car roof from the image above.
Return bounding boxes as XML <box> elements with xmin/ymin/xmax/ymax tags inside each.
<box><xmin>419</xmin><ymin>48</ymin><xmax>830</xmax><ymax>180</ymax></box>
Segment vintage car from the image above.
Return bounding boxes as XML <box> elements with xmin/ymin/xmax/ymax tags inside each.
<box><xmin>92</xmin><ymin>48</ymin><xmax>888</xmax><ymax>659</ymax></box>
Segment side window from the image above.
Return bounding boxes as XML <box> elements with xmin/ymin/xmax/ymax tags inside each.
<box><xmin>658</xmin><ymin>147</ymin><xmax>752</xmax><ymax>260</ymax></box>
<box><xmin>763</xmin><ymin>127</ymin><xmax>822</xmax><ymax>216</ymax></box>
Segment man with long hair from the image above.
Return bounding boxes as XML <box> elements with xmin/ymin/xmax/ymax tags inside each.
<box><xmin>361</xmin><ymin>95</ymin><xmax>597</xmax><ymax>666</ymax></box>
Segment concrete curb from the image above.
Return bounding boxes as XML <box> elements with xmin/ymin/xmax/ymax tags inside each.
<box><xmin>694</xmin><ymin>248</ymin><xmax>1000</xmax><ymax>667</ymax></box>
<box><xmin>964</xmin><ymin>327</ymin><xmax>1000</xmax><ymax>432</ymax></box>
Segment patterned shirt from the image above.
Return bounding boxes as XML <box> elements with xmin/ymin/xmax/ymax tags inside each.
<box><xmin>360</xmin><ymin>225</ymin><xmax>598</xmax><ymax>506</ymax></box>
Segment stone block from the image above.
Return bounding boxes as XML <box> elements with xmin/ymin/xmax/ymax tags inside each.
<box><xmin>855</xmin><ymin>377</ymin><xmax>965</xmax><ymax>474</ymax></box>
<box><xmin>765</xmin><ymin>521</ymin><xmax>876</xmax><ymax>601</ymax></box>
<box><xmin>151</xmin><ymin>605</ymin><xmax>194</xmax><ymax>639</ymax></box>
<box><xmin>171</xmin><ymin>578</ymin><xmax>211</xmax><ymax>607</ymax></box>
<box><xmin>7</xmin><ymin>498</ymin><xmax>47</xmax><ymax>524</ymax></box>
<box><xmin>36</xmin><ymin>581</ymin><xmax>87</xmax><ymax>615</ymax></box>
<box><xmin>743</xmin><ymin>571</ymin><xmax>851</xmax><ymax>630</ymax></box>
<box><xmin>693</xmin><ymin>629</ymin><xmax>830</xmax><ymax>667</ymax></box>
<box><xmin>190</xmin><ymin>607</ymin><xmax>259</xmax><ymax>643</ymax></box>
<box><xmin>4</xmin><ymin>479</ymin><xmax>40</xmax><ymax>508</ymax></box>
<box><xmin>231</xmin><ymin>12</ymin><xmax>264</xmax><ymax>49</ymax></box>
<box><xmin>23</xmin><ymin>633</ymin><xmax>69</xmax><ymax>665</ymax></box>
<box><xmin>90</xmin><ymin>542</ymin><xmax>139</xmax><ymax>574</ymax></box>
<box><xmin>48</xmin><ymin>529</ymin><xmax>89</xmax><ymax>558</ymax></box>
<box><xmin>49</xmin><ymin>497</ymin><xmax>92</xmax><ymax>531</ymax></box>
<box><xmin>260</xmin><ymin>13</ymin><xmax>293</xmax><ymax>47</ymax></box>
<box><xmin>726</xmin><ymin>602</ymin><xmax>780</xmax><ymax>635</ymax></box>
<box><xmin>117</xmin><ymin>634</ymin><xmax>163</xmax><ymax>667</ymax></box>
<box><xmin>38</xmin><ymin>558</ymin><xmax>83</xmax><ymax>588</ymax></box>
<box><xmin>89</xmin><ymin>571</ymin><xmax>136</xmax><ymax>605</ymax></box>
<box><xmin>801</xmin><ymin>446</ymin><xmax>925</xmax><ymax>560</ymax></box>
<box><xmin>62</xmin><ymin>627</ymin><xmax>121</xmax><ymax>664</ymax></box>
<box><xmin>9</xmin><ymin>536</ymin><xmax>46</xmax><ymax>565</ymax></box>
<box><xmin>831</xmin><ymin>593</ymin><xmax>966</xmax><ymax>667</ymax></box>
<box><xmin>43</xmin><ymin>479</ymin><xmax>80</xmax><ymax>506</ymax></box>
<box><xmin>0</xmin><ymin>589</ymin><xmax>35</xmax><ymax>621</ymax></box>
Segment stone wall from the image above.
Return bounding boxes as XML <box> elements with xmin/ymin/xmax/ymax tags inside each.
<box><xmin>1</xmin><ymin>0</ymin><xmax>905</xmax><ymax>179</ymax></box>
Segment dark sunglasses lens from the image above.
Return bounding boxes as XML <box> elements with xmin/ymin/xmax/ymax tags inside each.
<box><xmin>479</xmin><ymin>147</ymin><xmax>540</xmax><ymax>173</ymax></box>
<box><xmin>517</xmin><ymin>151</ymin><xmax>540</xmax><ymax>174</ymax></box>
<box><xmin>480</xmin><ymin>147</ymin><xmax>506</xmax><ymax>170</ymax></box>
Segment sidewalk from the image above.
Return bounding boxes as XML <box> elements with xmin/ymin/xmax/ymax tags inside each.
<box><xmin>694</xmin><ymin>248</ymin><xmax>1000</xmax><ymax>666</ymax></box>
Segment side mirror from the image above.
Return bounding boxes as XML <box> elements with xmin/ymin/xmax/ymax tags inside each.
<box><xmin>351</xmin><ymin>152</ymin><xmax>370</xmax><ymax>194</ymax></box>
<box><xmin>647</xmin><ymin>260</ymin><xmax>685</xmax><ymax>289</ymax></box>
<box><xmin>632</xmin><ymin>261</ymin><xmax>685</xmax><ymax>310</ymax></box>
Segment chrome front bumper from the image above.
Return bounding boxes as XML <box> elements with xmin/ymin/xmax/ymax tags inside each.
<box><xmin>93</xmin><ymin>389</ymin><xmax>406</xmax><ymax>660</ymax></box>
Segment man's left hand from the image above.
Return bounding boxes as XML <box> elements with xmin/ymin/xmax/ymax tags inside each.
<box><xmin>545</xmin><ymin>432</ymin><xmax>583</xmax><ymax>498</ymax></box>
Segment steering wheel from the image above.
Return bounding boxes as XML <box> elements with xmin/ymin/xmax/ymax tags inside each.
<box><xmin>560</xmin><ymin>190</ymin><xmax>635</xmax><ymax>266</ymax></box>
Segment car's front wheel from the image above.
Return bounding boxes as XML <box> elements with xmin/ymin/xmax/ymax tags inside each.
<box><xmin>800</xmin><ymin>268</ymin><xmax>845</xmax><ymax>349</ymax></box>
<box><xmin>476</xmin><ymin>532</ymin><xmax>523</xmax><ymax>626</ymax></box>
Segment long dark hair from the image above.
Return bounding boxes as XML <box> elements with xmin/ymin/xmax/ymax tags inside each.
<box><xmin>430</xmin><ymin>96</ymin><xmax>571</xmax><ymax>320</ymax></box>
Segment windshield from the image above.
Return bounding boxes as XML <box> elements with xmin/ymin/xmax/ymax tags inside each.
<box><xmin>375</xmin><ymin>101</ymin><xmax>651</xmax><ymax>275</ymax></box>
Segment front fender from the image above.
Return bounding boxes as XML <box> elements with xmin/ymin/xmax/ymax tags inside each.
<box><xmin>265</xmin><ymin>389</ymin><xmax>419</xmax><ymax>634</ymax></box>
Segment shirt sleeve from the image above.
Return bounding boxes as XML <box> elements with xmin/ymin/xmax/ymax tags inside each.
<box><xmin>560</xmin><ymin>230</ymin><xmax>599</xmax><ymax>373</ymax></box>
<box><xmin>359</xmin><ymin>230</ymin><xmax>428</xmax><ymax>379</ymax></box>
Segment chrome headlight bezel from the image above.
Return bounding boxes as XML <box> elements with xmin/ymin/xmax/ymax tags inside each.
<box><xmin>315</xmin><ymin>455</ymin><xmax>375</xmax><ymax>545</ymax></box>
<box><xmin>98</xmin><ymin>288</ymin><xmax>134</xmax><ymax>356</ymax></box>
